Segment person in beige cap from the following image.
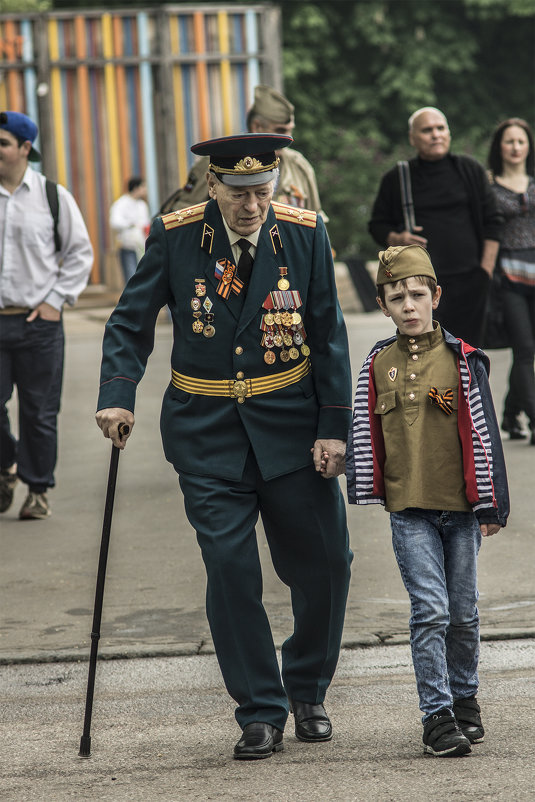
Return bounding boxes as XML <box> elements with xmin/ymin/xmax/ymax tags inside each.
<box><xmin>342</xmin><ymin>245</ymin><xmax>509</xmax><ymax>758</ymax></box>
<box><xmin>159</xmin><ymin>85</ymin><xmax>326</xmax><ymax>219</ymax></box>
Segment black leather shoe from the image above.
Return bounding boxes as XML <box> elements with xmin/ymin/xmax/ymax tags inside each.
<box><xmin>290</xmin><ymin>700</ymin><xmax>333</xmax><ymax>742</ymax></box>
<box><xmin>233</xmin><ymin>723</ymin><xmax>284</xmax><ymax>760</ymax></box>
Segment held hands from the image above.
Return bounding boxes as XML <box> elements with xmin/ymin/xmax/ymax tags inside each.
<box><xmin>387</xmin><ymin>227</ymin><xmax>428</xmax><ymax>248</ymax></box>
<box><xmin>312</xmin><ymin>439</ymin><xmax>346</xmax><ymax>478</ymax></box>
<box><xmin>95</xmin><ymin>408</ymin><xmax>135</xmax><ymax>449</ymax></box>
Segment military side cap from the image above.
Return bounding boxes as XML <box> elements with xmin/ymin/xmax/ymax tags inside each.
<box><xmin>191</xmin><ymin>133</ymin><xmax>292</xmax><ymax>187</ymax></box>
<box><xmin>251</xmin><ymin>85</ymin><xmax>295</xmax><ymax>125</ymax></box>
<box><xmin>0</xmin><ymin>110</ymin><xmax>41</xmax><ymax>161</ymax></box>
<box><xmin>376</xmin><ymin>245</ymin><xmax>437</xmax><ymax>285</ymax></box>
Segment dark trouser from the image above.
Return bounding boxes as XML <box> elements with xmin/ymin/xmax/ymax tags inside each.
<box><xmin>118</xmin><ymin>248</ymin><xmax>138</xmax><ymax>285</ymax></box>
<box><xmin>179</xmin><ymin>451</ymin><xmax>352</xmax><ymax>731</ymax></box>
<box><xmin>434</xmin><ymin>268</ymin><xmax>490</xmax><ymax>347</ymax></box>
<box><xmin>502</xmin><ymin>278</ymin><xmax>535</xmax><ymax>426</ymax></box>
<box><xmin>0</xmin><ymin>314</ymin><xmax>64</xmax><ymax>492</ymax></box>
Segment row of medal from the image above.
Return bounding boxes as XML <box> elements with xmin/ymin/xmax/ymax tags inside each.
<box><xmin>261</xmin><ymin>270</ymin><xmax>309</xmax><ymax>365</ymax></box>
<box><xmin>190</xmin><ymin>278</ymin><xmax>215</xmax><ymax>338</ymax></box>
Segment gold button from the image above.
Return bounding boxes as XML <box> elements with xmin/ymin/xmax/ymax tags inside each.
<box><xmin>409</xmin><ymin>338</ymin><xmax>415</xmax><ymax>343</ymax></box>
<box><xmin>236</xmin><ymin>371</ymin><xmax>244</xmax><ymax>380</ymax></box>
<box><xmin>409</xmin><ymin>392</ymin><xmax>415</xmax><ymax>400</ymax></box>
<box><xmin>412</xmin><ymin>354</ymin><xmax>418</xmax><ymax>361</ymax></box>
<box><xmin>235</xmin><ymin>346</ymin><xmax>243</xmax><ymax>355</ymax></box>
<box><xmin>410</xmin><ymin>373</ymin><xmax>416</xmax><ymax>380</ymax></box>
<box><xmin>411</xmin><ymin>344</ymin><xmax>418</xmax><ymax>351</ymax></box>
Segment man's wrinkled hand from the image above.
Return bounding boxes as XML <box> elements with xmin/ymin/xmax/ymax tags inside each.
<box><xmin>95</xmin><ymin>408</ymin><xmax>135</xmax><ymax>449</ymax></box>
<box><xmin>312</xmin><ymin>439</ymin><xmax>346</xmax><ymax>478</ymax></box>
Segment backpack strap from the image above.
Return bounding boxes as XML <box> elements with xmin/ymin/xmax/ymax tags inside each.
<box><xmin>397</xmin><ymin>160</ymin><xmax>416</xmax><ymax>233</ymax></box>
<box><xmin>45</xmin><ymin>178</ymin><xmax>62</xmax><ymax>252</ymax></box>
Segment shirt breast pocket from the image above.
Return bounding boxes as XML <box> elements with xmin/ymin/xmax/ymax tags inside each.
<box><xmin>374</xmin><ymin>390</ymin><xmax>397</xmax><ymax>416</ymax></box>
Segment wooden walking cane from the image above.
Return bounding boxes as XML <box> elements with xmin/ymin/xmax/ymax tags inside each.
<box><xmin>79</xmin><ymin>422</ymin><xmax>129</xmax><ymax>758</ymax></box>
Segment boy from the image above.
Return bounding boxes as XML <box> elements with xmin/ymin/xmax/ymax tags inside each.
<box><xmin>343</xmin><ymin>245</ymin><xmax>509</xmax><ymax>757</ymax></box>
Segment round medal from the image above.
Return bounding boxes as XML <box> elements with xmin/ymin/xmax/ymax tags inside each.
<box><xmin>190</xmin><ymin>298</ymin><xmax>201</xmax><ymax>311</ymax></box>
<box><xmin>264</xmin><ymin>350</ymin><xmax>276</xmax><ymax>365</ymax></box>
<box><xmin>264</xmin><ymin>333</ymin><xmax>275</xmax><ymax>348</ymax></box>
<box><xmin>283</xmin><ymin>333</ymin><xmax>293</xmax><ymax>347</ymax></box>
<box><xmin>273</xmin><ymin>312</ymin><xmax>283</xmax><ymax>325</ymax></box>
<box><xmin>192</xmin><ymin>320</ymin><xmax>204</xmax><ymax>333</ymax></box>
<box><xmin>277</xmin><ymin>278</ymin><xmax>290</xmax><ymax>291</ymax></box>
<box><xmin>292</xmin><ymin>312</ymin><xmax>302</xmax><ymax>325</ymax></box>
<box><xmin>301</xmin><ymin>344</ymin><xmax>311</xmax><ymax>356</ymax></box>
<box><xmin>293</xmin><ymin>331</ymin><xmax>303</xmax><ymax>345</ymax></box>
<box><xmin>289</xmin><ymin>347</ymin><xmax>299</xmax><ymax>360</ymax></box>
<box><xmin>281</xmin><ymin>312</ymin><xmax>293</xmax><ymax>327</ymax></box>
<box><xmin>264</xmin><ymin>313</ymin><xmax>275</xmax><ymax>327</ymax></box>
<box><xmin>273</xmin><ymin>333</ymin><xmax>283</xmax><ymax>347</ymax></box>
<box><xmin>203</xmin><ymin>325</ymin><xmax>215</xmax><ymax>338</ymax></box>
<box><xmin>280</xmin><ymin>350</ymin><xmax>290</xmax><ymax>362</ymax></box>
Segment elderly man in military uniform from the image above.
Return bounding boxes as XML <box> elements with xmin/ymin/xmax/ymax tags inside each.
<box><xmin>160</xmin><ymin>86</ymin><xmax>327</xmax><ymax>220</ymax></box>
<box><xmin>96</xmin><ymin>133</ymin><xmax>352</xmax><ymax>760</ymax></box>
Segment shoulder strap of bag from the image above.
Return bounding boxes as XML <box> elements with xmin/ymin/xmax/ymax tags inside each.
<box><xmin>397</xmin><ymin>160</ymin><xmax>416</xmax><ymax>233</ymax></box>
<box><xmin>45</xmin><ymin>178</ymin><xmax>62</xmax><ymax>252</ymax></box>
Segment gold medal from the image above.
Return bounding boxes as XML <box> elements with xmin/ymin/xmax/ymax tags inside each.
<box><xmin>264</xmin><ymin>312</ymin><xmax>275</xmax><ymax>327</ymax></box>
<box><xmin>280</xmin><ymin>349</ymin><xmax>290</xmax><ymax>362</ymax></box>
<box><xmin>192</xmin><ymin>320</ymin><xmax>204</xmax><ymax>333</ymax></box>
<box><xmin>273</xmin><ymin>333</ymin><xmax>283</xmax><ymax>347</ymax></box>
<box><xmin>301</xmin><ymin>344</ymin><xmax>310</xmax><ymax>357</ymax></box>
<box><xmin>292</xmin><ymin>311</ymin><xmax>302</xmax><ymax>325</ymax></box>
<box><xmin>277</xmin><ymin>277</ymin><xmax>290</xmax><ymax>291</ymax></box>
<box><xmin>281</xmin><ymin>312</ymin><xmax>293</xmax><ymax>327</ymax></box>
<box><xmin>264</xmin><ymin>350</ymin><xmax>276</xmax><ymax>365</ymax></box>
<box><xmin>283</xmin><ymin>333</ymin><xmax>293</xmax><ymax>347</ymax></box>
<box><xmin>289</xmin><ymin>347</ymin><xmax>299</xmax><ymax>360</ymax></box>
<box><xmin>203</xmin><ymin>325</ymin><xmax>215</xmax><ymax>338</ymax></box>
<box><xmin>273</xmin><ymin>312</ymin><xmax>283</xmax><ymax>325</ymax></box>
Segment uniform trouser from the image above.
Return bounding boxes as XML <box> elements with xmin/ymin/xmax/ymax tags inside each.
<box><xmin>179</xmin><ymin>450</ymin><xmax>352</xmax><ymax>732</ymax></box>
<box><xmin>502</xmin><ymin>279</ymin><xmax>535</xmax><ymax>425</ymax></box>
<box><xmin>0</xmin><ymin>313</ymin><xmax>64</xmax><ymax>492</ymax></box>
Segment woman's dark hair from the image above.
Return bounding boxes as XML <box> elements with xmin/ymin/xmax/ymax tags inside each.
<box><xmin>488</xmin><ymin>118</ymin><xmax>534</xmax><ymax>177</ymax></box>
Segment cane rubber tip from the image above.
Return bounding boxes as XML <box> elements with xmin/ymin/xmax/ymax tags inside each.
<box><xmin>79</xmin><ymin>735</ymin><xmax>92</xmax><ymax>758</ymax></box>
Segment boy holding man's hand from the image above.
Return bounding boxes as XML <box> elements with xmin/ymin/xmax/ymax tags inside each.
<box><xmin>342</xmin><ymin>245</ymin><xmax>509</xmax><ymax>757</ymax></box>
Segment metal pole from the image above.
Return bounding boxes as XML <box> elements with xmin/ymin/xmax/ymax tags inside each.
<box><xmin>79</xmin><ymin>423</ymin><xmax>129</xmax><ymax>758</ymax></box>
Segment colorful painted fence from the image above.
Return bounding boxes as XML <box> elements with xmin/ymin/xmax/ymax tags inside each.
<box><xmin>0</xmin><ymin>4</ymin><xmax>282</xmax><ymax>285</ymax></box>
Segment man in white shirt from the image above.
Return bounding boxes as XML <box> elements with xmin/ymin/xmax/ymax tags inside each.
<box><xmin>109</xmin><ymin>177</ymin><xmax>150</xmax><ymax>284</ymax></box>
<box><xmin>0</xmin><ymin>111</ymin><xmax>93</xmax><ymax>520</ymax></box>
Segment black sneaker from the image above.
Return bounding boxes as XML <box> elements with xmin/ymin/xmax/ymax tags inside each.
<box><xmin>453</xmin><ymin>696</ymin><xmax>485</xmax><ymax>744</ymax></box>
<box><xmin>0</xmin><ymin>469</ymin><xmax>18</xmax><ymax>513</ymax></box>
<box><xmin>501</xmin><ymin>414</ymin><xmax>527</xmax><ymax>440</ymax></box>
<box><xmin>423</xmin><ymin>709</ymin><xmax>472</xmax><ymax>757</ymax></box>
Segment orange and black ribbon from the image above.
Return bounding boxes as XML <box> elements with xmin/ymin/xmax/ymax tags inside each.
<box><xmin>428</xmin><ymin>387</ymin><xmax>454</xmax><ymax>416</ymax></box>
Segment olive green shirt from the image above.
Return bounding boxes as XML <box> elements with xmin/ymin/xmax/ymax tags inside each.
<box><xmin>373</xmin><ymin>324</ymin><xmax>471</xmax><ymax>513</ymax></box>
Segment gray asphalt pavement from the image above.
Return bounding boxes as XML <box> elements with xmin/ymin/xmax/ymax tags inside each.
<box><xmin>1</xmin><ymin>302</ymin><xmax>534</xmax><ymax>800</ymax></box>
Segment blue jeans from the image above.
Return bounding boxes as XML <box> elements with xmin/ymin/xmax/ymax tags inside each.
<box><xmin>118</xmin><ymin>248</ymin><xmax>138</xmax><ymax>284</ymax></box>
<box><xmin>390</xmin><ymin>509</ymin><xmax>481</xmax><ymax>721</ymax></box>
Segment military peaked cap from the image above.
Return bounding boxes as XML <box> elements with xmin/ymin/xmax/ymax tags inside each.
<box><xmin>191</xmin><ymin>133</ymin><xmax>292</xmax><ymax>186</ymax></box>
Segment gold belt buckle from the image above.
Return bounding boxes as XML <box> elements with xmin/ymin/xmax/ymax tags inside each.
<box><xmin>231</xmin><ymin>379</ymin><xmax>248</xmax><ymax>404</ymax></box>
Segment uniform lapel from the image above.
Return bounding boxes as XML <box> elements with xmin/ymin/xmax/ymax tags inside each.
<box><xmin>202</xmin><ymin>200</ymin><xmax>243</xmax><ymax>321</ymax></box>
<box><xmin>238</xmin><ymin>205</ymin><xmax>282</xmax><ymax>334</ymax></box>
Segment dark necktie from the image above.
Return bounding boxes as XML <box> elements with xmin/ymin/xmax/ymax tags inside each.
<box><xmin>237</xmin><ymin>239</ymin><xmax>254</xmax><ymax>287</ymax></box>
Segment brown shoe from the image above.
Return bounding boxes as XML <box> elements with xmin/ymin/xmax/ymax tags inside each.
<box><xmin>19</xmin><ymin>492</ymin><xmax>51</xmax><ymax>520</ymax></box>
<box><xmin>0</xmin><ymin>469</ymin><xmax>18</xmax><ymax>513</ymax></box>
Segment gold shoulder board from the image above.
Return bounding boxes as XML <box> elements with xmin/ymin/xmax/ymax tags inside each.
<box><xmin>271</xmin><ymin>201</ymin><xmax>317</xmax><ymax>229</ymax></box>
<box><xmin>161</xmin><ymin>201</ymin><xmax>208</xmax><ymax>231</ymax></box>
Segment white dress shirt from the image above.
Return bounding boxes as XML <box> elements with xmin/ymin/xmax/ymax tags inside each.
<box><xmin>222</xmin><ymin>217</ymin><xmax>260</xmax><ymax>265</ymax></box>
<box><xmin>109</xmin><ymin>192</ymin><xmax>150</xmax><ymax>254</ymax></box>
<box><xmin>0</xmin><ymin>166</ymin><xmax>93</xmax><ymax>310</ymax></box>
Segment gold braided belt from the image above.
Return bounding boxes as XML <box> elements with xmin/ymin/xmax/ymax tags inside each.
<box><xmin>171</xmin><ymin>358</ymin><xmax>310</xmax><ymax>404</ymax></box>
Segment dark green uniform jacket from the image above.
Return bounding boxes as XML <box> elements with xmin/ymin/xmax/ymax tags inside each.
<box><xmin>98</xmin><ymin>199</ymin><xmax>352</xmax><ymax>481</ymax></box>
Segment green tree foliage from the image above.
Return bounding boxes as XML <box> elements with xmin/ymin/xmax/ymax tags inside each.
<box><xmin>0</xmin><ymin>0</ymin><xmax>49</xmax><ymax>10</ymax></box>
<box><xmin>281</xmin><ymin>0</ymin><xmax>535</xmax><ymax>257</ymax></box>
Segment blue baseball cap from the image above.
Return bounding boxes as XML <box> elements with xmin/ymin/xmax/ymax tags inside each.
<box><xmin>0</xmin><ymin>111</ymin><xmax>41</xmax><ymax>162</ymax></box>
